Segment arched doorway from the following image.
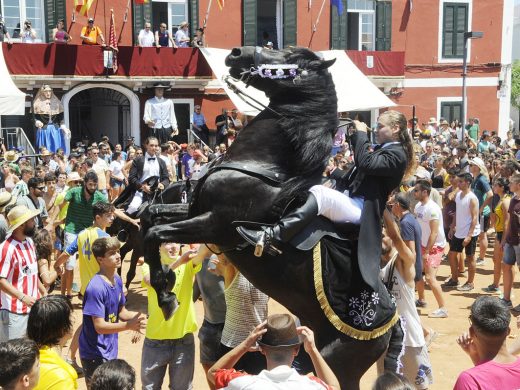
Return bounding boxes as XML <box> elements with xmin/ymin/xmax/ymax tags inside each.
<box><xmin>68</xmin><ymin>88</ymin><xmax>131</xmax><ymax>146</ymax></box>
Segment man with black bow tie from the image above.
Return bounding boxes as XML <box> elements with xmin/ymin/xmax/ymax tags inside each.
<box><xmin>126</xmin><ymin>137</ymin><xmax>169</xmax><ymax>215</ymax></box>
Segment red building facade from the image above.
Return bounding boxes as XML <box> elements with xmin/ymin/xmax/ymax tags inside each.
<box><xmin>0</xmin><ymin>0</ymin><xmax>514</xmax><ymax>147</ymax></box>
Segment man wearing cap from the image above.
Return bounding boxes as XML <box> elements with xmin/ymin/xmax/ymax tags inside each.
<box><xmin>208</xmin><ymin>313</ymin><xmax>339</xmax><ymax>389</ymax></box>
<box><xmin>143</xmin><ymin>83</ymin><xmax>179</xmax><ymax>145</ymax></box>
<box><xmin>175</xmin><ymin>21</ymin><xmax>190</xmax><ymax>48</ymax></box>
<box><xmin>80</xmin><ymin>18</ymin><xmax>105</xmax><ymax>45</ymax></box>
<box><xmin>0</xmin><ymin>205</ymin><xmax>45</xmax><ymax>342</ymax></box>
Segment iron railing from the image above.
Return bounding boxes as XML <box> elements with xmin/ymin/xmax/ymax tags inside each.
<box><xmin>1</xmin><ymin>127</ymin><xmax>36</xmax><ymax>155</ymax></box>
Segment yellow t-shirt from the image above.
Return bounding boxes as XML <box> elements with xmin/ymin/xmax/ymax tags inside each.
<box><xmin>494</xmin><ymin>195</ymin><xmax>511</xmax><ymax>233</ymax></box>
<box><xmin>81</xmin><ymin>25</ymin><xmax>102</xmax><ymax>45</ymax></box>
<box><xmin>65</xmin><ymin>226</ymin><xmax>108</xmax><ymax>294</ymax></box>
<box><xmin>141</xmin><ymin>254</ymin><xmax>201</xmax><ymax>340</ymax></box>
<box><xmin>34</xmin><ymin>346</ymin><xmax>78</xmax><ymax>390</ymax></box>
<box><xmin>54</xmin><ymin>189</ymin><xmax>70</xmax><ymax>230</ymax></box>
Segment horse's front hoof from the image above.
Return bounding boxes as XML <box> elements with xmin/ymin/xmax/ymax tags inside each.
<box><xmin>160</xmin><ymin>292</ymin><xmax>180</xmax><ymax>320</ymax></box>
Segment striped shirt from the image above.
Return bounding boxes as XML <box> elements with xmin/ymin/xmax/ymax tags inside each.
<box><xmin>64</xmin><ymin>187</ymin><xmax>107</xmax><ymax>234</ymax></box>
<box><xmin>0</xmin><ymin>236</ymin><xmax>40</xmax><ymax>314</ymax></box>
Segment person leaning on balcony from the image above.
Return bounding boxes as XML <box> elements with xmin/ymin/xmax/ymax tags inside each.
<box><xmin>175</xmin><ymin>21</ymin><xmax>190</xmax><ymax>48</ymax></box>
<box><xmin>20</xmin><ymin>20</ymin><xmax>37</xmax><ymax>43</ymax></box>
<box><xmin>138</xmin><ymin>22</ymin><xmax>154</xmax><ymax>47</ymax></box>
<box><xmin>0</xmin><ymin>16</ymin><xmax>12</xmax><ymax>44</ymax></box>
<box><xmin>155</xmin><ymin>22</ymin><xmax>177</xmax><ymax>48</ymax></box>
<box><xmin>53</xmin><ymin>19</ymin><xmax>71</xmax><ymax>44</ymax></box>
<box><xmin>80</xmin><ymin>17</ymin><xmax>105</xmax><ymax>46</ymax></box>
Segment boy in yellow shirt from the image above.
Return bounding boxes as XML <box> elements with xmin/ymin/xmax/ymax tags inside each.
<box><xmin>141</xmin><ymin>243</ymin><xmax>208</xmax><ymax>389</ymax></box>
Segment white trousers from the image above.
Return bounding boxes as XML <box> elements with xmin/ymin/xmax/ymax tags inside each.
<box><xmin>127</xmin><ymin>191</ymin><xmax>143</xmax><ymax>215</ymax></box>
<box><xmin>309</xmin><ymin>184</ymin><xmax>364</xmax><ymax>224</ymax></box>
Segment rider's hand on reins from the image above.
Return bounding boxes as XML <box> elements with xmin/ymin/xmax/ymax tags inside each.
<box><xmin>352</xmin><ymin>120</ymin><xmax>368</xmax><ymax>133</ymax></box>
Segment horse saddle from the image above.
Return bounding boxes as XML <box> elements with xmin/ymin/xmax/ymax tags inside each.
<box><xmin>290</xmin><ymin>216</ymin><xmax>359</xmax><ymax>251</ymax></box>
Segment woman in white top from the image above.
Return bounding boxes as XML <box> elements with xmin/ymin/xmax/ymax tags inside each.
<box><xmin>109</xmin><ymin>151</ymin><xmax>125</xmax><ymax>200</ymax></box>
<box><xmin>20</xmin><ymin>20</ymin><xmax>37</xmax><ymax>43</ymax></box>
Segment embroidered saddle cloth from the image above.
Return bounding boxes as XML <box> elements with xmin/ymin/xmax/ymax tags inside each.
<box><xmin>313</xmin><ymin>236</ymin><xmax>397</xmax><ymax>340</ymax></box>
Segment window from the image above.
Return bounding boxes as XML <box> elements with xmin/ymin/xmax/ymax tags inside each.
<box><xmin>169</xmin><ymin>0</ymin><xmax>188</xmax><ymax>28</ymax></box>
<box><xmin>441</xmin><ymin>101</ymin><xmax>463</xmax><ymax>124</ymax></box>
<box><xmin>346</xmin><ymin>0</ymin><xmax>375</xmax><ymax>50</ymax></box>
<box><xmin>2</xmin><ymin>0</ymin><xmax>45</xmax><ymax>42</ymax></box>
<box><xmin>442</xmin><ymin>2</ymin><xmax>468</xmax><ymax>58</ymax></box>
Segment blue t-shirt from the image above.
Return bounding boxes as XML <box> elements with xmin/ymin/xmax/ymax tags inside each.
<box><xmin>192</xmin><ymin>112</ymin><xmax>206</xmax><ymax>127</ymax></box>
<box><xmin>400</xmin><ymin>213</ymin><xmax>423</xmax><ymax>282</ymax></box>
<box><xmin>79</xmin><ymin>274</ymin><xmax>126</xmax><ymax>360</ymax></box>
<box><xmin>471</xmin><ymin>174</ymin><xmax>491</xmax><ymax>216</ymax></box>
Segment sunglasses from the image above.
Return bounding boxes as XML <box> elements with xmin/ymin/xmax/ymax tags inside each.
<box><xmin>36</xmin><ymin>186</ymin><xmax>46</xmax><ymax>191</ymax></box>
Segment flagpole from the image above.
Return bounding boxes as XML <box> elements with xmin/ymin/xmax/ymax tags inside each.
<box><xmin>203</xmin><ymin>0</ymin><xmax>213</xmax><ymax>28</ymax></box>
<box><xmin>118</xmin><ymin>0</ymin><xmax>131</xmax><ymax>44</ymax></box>
<box><xmin>312</xmin><ymin>0</ymin><xmax>327</xmax><ymax>32</ymax></box>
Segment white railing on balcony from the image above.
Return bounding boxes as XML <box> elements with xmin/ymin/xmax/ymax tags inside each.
<box><xmin>1</xmin><ymin>127</ymin><xmax>36</xmax><ymax>155</ymax></box>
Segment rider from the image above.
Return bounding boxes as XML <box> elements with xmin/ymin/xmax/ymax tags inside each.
<box><xmin>237</xmin><ymin>110</ymin><xmax>415</xmax><ymax>258</ymax></box>
<box><xmin>126</xmin><ymin>136</ymin><xmax>170</xmax><ymax>215</ymax></box>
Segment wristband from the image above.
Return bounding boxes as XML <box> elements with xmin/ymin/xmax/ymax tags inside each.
<box><xmin>19</xmin><ymin>295</ymin><xmax>25</xmax><ymax>302</ymax></box>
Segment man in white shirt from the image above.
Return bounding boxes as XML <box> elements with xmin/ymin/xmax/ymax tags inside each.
<box><xmin>444</xmin><ymin>172</ymin><xmax>480</xmax><ymax>292</ymax></box>
<box><xmin>143</xmin><ymin>83</ymin><xmax>179</xmax><ymax>145</ymax></box>
<box><xmin>91</xmin><ymin>147</ymin><xmax>111</xmax><ymax>197</ymax></box>
<box><xmin>138</xmin><ymin>22</ymin><xmax>155</xmax><ymax>47</ymax></box>
<box><xmin>413</xmin><ymin>179</ymin><xmax>448</xmax><ymax>319</ymax></box>
<box><xmin>174</xmin><ymin>21</ymin><xmax>190</xmax><ymax>48</ymax></box>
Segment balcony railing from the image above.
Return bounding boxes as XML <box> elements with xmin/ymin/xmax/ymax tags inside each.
<box><xmin>1</xmin><ymin>127</ymin><xmax>36</xmax><ymax>155</ymax></box>
<box><xmin>2</xmin><ymin>43</ymin><xmax>212</xmax><ymax>78</ymax></box>
<box><xmin>346</xmin><ymin>51</ymin><xmax>405</xmax><ymax>77</ymax></box>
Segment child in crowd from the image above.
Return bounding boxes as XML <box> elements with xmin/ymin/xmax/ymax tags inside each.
<box><xmin>79</xmin><ymin>236</ymin><xmax>145</xmax><ymax>386</ymax></box>
<box><xmin>0</xmin><ymin>338</ymin><xmax>40</xmax><ymax>390</ymax></box>
<box><xmin>34</xmin><ymin>229</ymin><xmax>59</xmax><ymax>292</ymax></box>
<box><xmin>90</xmin><ymin>359</ymin><xmax>135</xmax><ymax>390</ymax></box>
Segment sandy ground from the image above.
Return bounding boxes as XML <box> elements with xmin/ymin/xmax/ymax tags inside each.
<box><xmin>69</xmin><ymin>236</ymin><xmax>519</xmax><ymax>390</ymax></box>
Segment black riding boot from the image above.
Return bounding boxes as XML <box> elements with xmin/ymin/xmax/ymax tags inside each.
<box><xmin>236</xmin><ymin>194</ymin><xmax>319</xmax><ymax>257</ymax></box>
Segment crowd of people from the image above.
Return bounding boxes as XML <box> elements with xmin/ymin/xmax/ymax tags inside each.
<box><xmin>0</xmin><ymin>15</ymin><xmax>205</xmax><ymax>48</ymax></box>
<box><xmin>0</xmin><ymin>110</ymin><xmax>519</xmax><ymax>390</ymax></box>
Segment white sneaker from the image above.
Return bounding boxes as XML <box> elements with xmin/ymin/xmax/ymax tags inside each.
<box><xmin>428</xmin><ymin>308</ymin><xmax>448</xmax><ymax>318</ymax></box>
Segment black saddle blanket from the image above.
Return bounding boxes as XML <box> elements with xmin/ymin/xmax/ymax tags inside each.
<box><xmin>313</xmin><ymin>236</ymin><xmax>397</xmax><ymax>340</ymax></box>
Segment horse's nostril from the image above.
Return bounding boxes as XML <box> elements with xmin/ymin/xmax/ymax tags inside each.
<box><xmin>231</xmin><ymin>48</ymin><xmax>241</xmax><ymax>57</ymax></box>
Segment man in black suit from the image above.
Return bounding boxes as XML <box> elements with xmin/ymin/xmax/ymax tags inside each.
<box><xmin>123</xmin><ymin>136</ymin><xmax>170</xmax><ymax>215</ymax></box>
<box><xmin>237</xmin><ymin>110</ymin><xmax>413</xmax><ymax>289</ymax></box>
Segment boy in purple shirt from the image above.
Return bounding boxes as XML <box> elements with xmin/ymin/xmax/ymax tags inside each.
<box><xmin>454</xmin><ymin>296</ymin><xmax>520</xmax><ymax>390</ymax></box>
<box><xmin>79</xmin><ymin>236</ymin><xmax>145</xmax><ymax>385</ymax></box>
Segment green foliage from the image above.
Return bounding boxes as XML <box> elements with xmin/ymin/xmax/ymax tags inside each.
<box><xmin>512</xmin><ymin>60</ymin><xmax>520</xmax><ymax>110</ymax></box>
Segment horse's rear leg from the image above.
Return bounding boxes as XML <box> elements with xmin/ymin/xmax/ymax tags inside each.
<box><xmin>143</xmin><ymin>212</ymin><xmax>218</xmax><ymax>320</ymax></box>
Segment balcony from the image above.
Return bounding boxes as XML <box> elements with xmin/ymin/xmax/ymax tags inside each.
<box><xmin>346</xmin><ymin>50</ymin><xmax>405</xmax><ymax>77</ymax></box>
<box><xmin>2</xmin><ymin>43</ymin><xmax>212</xmax><ymax>80</ymax></box>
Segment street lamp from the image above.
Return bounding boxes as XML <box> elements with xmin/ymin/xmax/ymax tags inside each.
<box><xmin>461</xmin><ymin>31</ymin><xmax>483</xmax><ymax>145</ymax></box>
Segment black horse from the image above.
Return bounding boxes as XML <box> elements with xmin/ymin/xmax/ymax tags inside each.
<box><xmin>141</xmin><ymin>47</ymin><xmax>398</xmax><ymax>389</ymax></box>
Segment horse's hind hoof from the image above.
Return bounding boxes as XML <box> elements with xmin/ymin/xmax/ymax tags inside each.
<box><xmin>160</xmin><ymin>293</ymin><xmax>180</xmax><ymax>320</ymax></box>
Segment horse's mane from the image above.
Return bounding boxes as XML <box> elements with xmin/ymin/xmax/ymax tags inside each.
<box><xmin>269</xmin><ymin>48</ymin><xmax>338</xmax><ymax>205</ymax></box>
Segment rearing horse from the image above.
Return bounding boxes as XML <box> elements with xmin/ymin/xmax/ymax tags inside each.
<box><xmin>141</xmin><ymin>46</ymin><xmax>398</xmax><ymax>389</ymax></box>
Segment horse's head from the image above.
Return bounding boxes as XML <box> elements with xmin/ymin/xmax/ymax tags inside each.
<box><xmin>225</xmin><ymin>46</ymin><xmax>336</xmax><ymax>97</ymax></box>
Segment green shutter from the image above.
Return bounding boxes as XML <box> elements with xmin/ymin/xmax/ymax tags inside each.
<box><xmin>283</xmin><ymin>0</ymin><xmax>297</xmax><ymax>47</ymax></box>
<box><xmin>442</xmin><ymin>2</ymin><xmax>468</xmax><ymax>58</ymax></box>
<box><xmin>133</xmin><ymin>2</ymin><xmax>152</xmax><ymax>45</ymax></box>
<box><xmin>375</xmin><ymin>1</ymin><xmax>391</xmax><ymax>51</ymax></box>
<box><xmin>243</xmin><ymin>0</ymin><xmax>257</xmax><ymax>46</ymax></box>
<box><xmin>330</xmin><ymin>0</ymin><xmax>347</xmax><ymax>49</ymax></box>
<box><xmin>44</xmin><ymin>0</ymin><xmax>66</xmax><ymax>43</ymax></box>
<box><xmin>190</xmin><ymin>0</ymin><xmax>199</xmax><ymax>35</ymax></box>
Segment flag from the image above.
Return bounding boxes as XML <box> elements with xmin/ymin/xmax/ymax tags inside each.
<box><xmin>331</xmin><ymin>0</ymin><xmax>343</xmax><ymax>16</ymax></box>
<box><xmin>134</xmin><ymin>0</ymin><xmax>149</xmax><ymax>4</ymax></box>
<box><xmin>216</xmin><ymin>0</ymin><xmax>225</xmax><ymax>10</ymax></box>
<box><xmin>74</xmin><ymin>0</ymin><xmax>94</xmax><ymax>16</ymax></box>
<box><xmin>107</xmin><ymin>10</ymin><xmax>118</xmax><ymax>73</ymax></box>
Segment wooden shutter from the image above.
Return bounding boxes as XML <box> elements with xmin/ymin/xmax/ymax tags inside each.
<box><xmin>133</xmin><ymin>2</ymin><xmax>152</xmax><ymax>45</ymax></box>
<box><xmin>375</xmin><ymin>0</ymin><xmax>391</xmax><ymax>51</ymax></box>
<box><xmin>283</xmin><ymin>0</ymin><xmax>297</xmax><ymax>47</ymax></box>
<box><xmin>330</xmin><ymin>0</ymin><xmax>347</xmax><ymax>49</ymax></box>
<box><xmin>442</xmin><ymin>2</ymin><xmax>468</xmax><ymax>58</ymax></box>
<box><xmin>189</xmin><ymin>0</ymin><xmax>199</xmax><ymax>35</ymax></box>
<box><xmin>44</xmin><ymin>0</ymin><xmax>66</xmax><ymax>42</ymax></box>
<box><xmin>243</xmin><ymin>0</ymin><xmax>257</xmax><ymax>46</ymax></box>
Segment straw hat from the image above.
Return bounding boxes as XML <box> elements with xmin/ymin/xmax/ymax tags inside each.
<box><xmin>41</xmin><ymin>150</ymin><xmax>53</xmax><ymax>157</ymax></box>
<box><xmin>428</xmin><ymin>117</ymin><xmax>437</xmax><ymax>125</ymax></box>
<box><xmin>257</xmin><ymin>314</ymin><xmax>301</xmax><ymax>348</ymax></box>
<box><xmin>7</xmin><ymin>205</ymin><xmax>40</xmax><ymax>233</ymax></box>
<box><xmin>3</xmin><ymin>150</ymin><xmax>19</xmax><ymax>163</ymax></box>
<box><xmin>0</xmin><ymin>192</ymin><xmax>15</xmax><ymax>213</ymax></box>
<box><xmin>439</xmin><ymin>119</ymin><xmax>450</xmax><ymax>126</ymax></box>
<box><xmin>469</xmin><ymin>157</ymin><xmax>487</xmax><ymax>172</ymax></box>
<box><xmin>179</xmin><ymin>21</ymin><xmax>189</xmax><ymax>28</ymax></box>
<box><xmin>66</xmin><ymin>172</ymin><xmax>83</xmax><ymax>184</ymax></box>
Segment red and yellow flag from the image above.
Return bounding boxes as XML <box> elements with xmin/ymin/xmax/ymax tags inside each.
<box><xmin>74</xmin><ymin>0</ymin><xmax>94</xmax><ymax>16</ymax></box>
<box><xmin>216</xmin><ymin>0</ymin><xmax>225</xmax><ymax>10</ymax></box>
<box><xmin>134</xmin><ymin>0</ymin><xmax>149</xmax><ymax>4</ymax></box>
